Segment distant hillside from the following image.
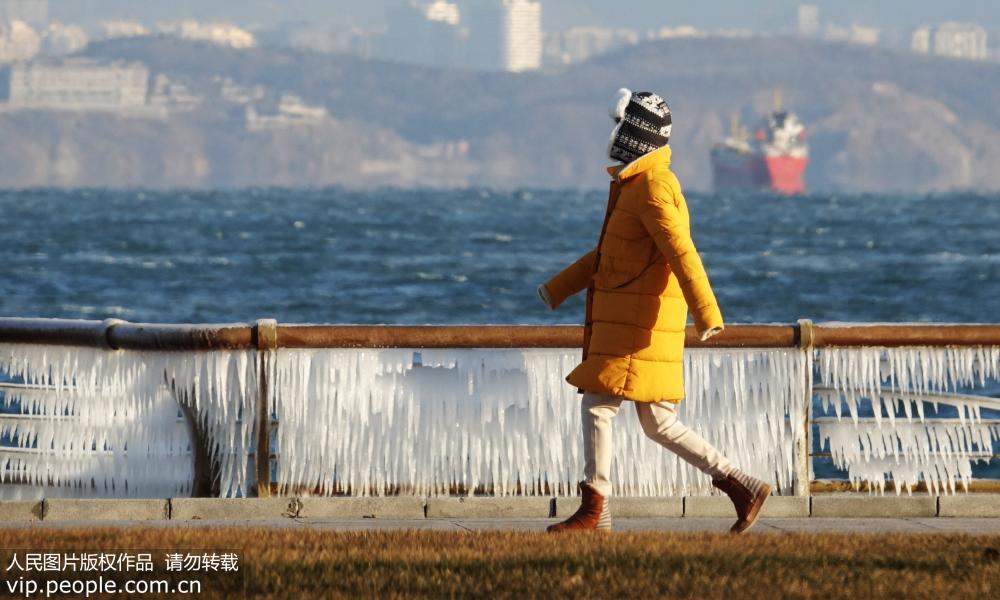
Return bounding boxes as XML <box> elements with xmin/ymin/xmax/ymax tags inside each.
<box><xmin>1</xmin><ymin>36</ymin><xmax>999</xmax><ymax>192</ymax></box>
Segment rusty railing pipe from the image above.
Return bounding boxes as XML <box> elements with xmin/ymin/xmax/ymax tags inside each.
<box><xmin>276</xmin><ymin>324</ymin><xmax>583</xmax><ymax>349</ymax></box>
<box><xmin>0</xmin><ymin>318</ymin><xmax>117</xmax><ymax>348</ymax></box>
<box><xmin>275</xmin><ymin>324</ymin><xmax>798</xmax><ymax>349</ymax></box>
<box><xmin>810</xmin><ymin>323</ymin><xmax>1000</xmax><ymax>347</ymax></box>
<box><xmin>3</xmin><ymin>318</ymin><xmax>1000</xmax><ymax>350</ymax></box>
<box><xmin>107</xmin><ymin>322</ymin><xmax>253</xmax><ymax>351</ymax></box>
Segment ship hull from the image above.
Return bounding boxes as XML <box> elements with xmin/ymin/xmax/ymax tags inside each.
<box><xmin>710</xmin><ymin>147</ymin><xmax>770</xmax><ymax>191</ymax></box>
<box><xmin>764</xmin><ymin>154</ymin><xmax>808</xmax><ymax>195</ymax></box>
<box><xmin>711</xmin><ymin>149</ymin><xmax>809</xmax><ymax>194</ymax></box>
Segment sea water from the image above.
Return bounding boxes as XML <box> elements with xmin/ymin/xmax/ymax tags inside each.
<box><xmin>0</xmin><ymin>188</ymin><xmax>996</xmax><ymax>324</ymax></box>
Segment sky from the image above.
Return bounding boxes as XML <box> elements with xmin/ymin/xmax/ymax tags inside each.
<box><xmin>47</xmin><ymin>0</ymin><xmax>1000</xmax><ymax>33</ymax></box>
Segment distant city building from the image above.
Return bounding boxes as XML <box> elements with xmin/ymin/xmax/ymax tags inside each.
<box><xmin>100</xmin><ymin>20</ymin><xmax>151</xmax><ymax>39</ymax></box>
<box><xmin>933</xmin><ymin>22</ymin><xmax>988</xmax><ymax>60</ymax></box>
<box><xmin>547</xmin><ymin>26</ymin><xmax>638</xmax><ymax>65</ymax></box>
<box><xmin>246</xmin><ymin>94</ymin><xmax>328</xmax><ymax>131</ymax></box>
<box><xmin>256</xmin><ymin>22</ymin><xmax>373</xmax><ymax>56</ymax></box>
<box><xmin>850</xmin><ymin>25</ymin><xmax>880</xmax><ymax>46</ymax></box>
<box><xmin>41</xmin><ymin>22</ymin><xmax>88</xmax><ymax>55</ymax></box>
<box><xmin>912</xmin><ymin>22</ymin><xmax>988</xmax><ymax>60</ymax></box>
<box><xmin>911</xmin><ymin>27</ymin><xmax>930</xmax><ymax>53</ymax></box>
<box><xmin>425</xmin><ymin>0</ymin><xmax>459</xmax><ymax>25</ymax></box>
<box><xmin>0</xmin><ymin>18</ymin><xmax>39</xmax><ymax>63</ymax></box>
<box><xmin>824</xmin><ymin>24</ymin><xmax>880</xmax><ymax>46</ymax></box>
<box><xmin>0</xmin><ymin>0</ymin><xmax>47</xmax><ymax>26</ymax></box>
<box><xmin>466</xmin><ymin>0</ymin><xmax>542</xmax><ymax>72</ymax></box>
<box><xmin>797</xmin><ymin>5</ymin><xmax>819</xmax><ymax>37</ymax></box>
<box><xmin>374</xmin><ymin>0</ymin><xmax>541</xmax><ymax>72</ymax></box>
<box><xmin>217</xmin><ymin>77</ymin><xmax>265</xmax><ymax>105</ymax></box>
<box><xmin>649</xmin><ymin>25</ymin><xmax>705</xmax><ymax>40</ymax></box>
<box><xmin>148</xmin><ymin>74</ymin><xmax>200</xmax><ymax>113</ymax></box>
<box><xmin>501</xmin><ymin>0</ymin><xmax>542</xmax><ymax>71</ymax></box>
<box><xmin>377</xmin><ymin>1</ymin><xmax>464</xmax><ymax>68</ymax></box>
<box><xmin>7</xmin><ymin>59</ymin><xmax>149</xmax><ymax>111</ymax></box>
<box><xmin>158</xmin><ymin>21</ymin><xmax>256</xmax><ymax>49</ymax></box>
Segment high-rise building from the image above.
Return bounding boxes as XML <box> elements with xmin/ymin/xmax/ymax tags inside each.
<box><xmin>502</xmin><ymin>0</ymin><xmax>541</xmax><ymax>72</ymax></box>
<box><xmin>797</xmin><ymin>5</ymin><xmax>819</xmax><ymax>37</ymax></box>
<box><xmin>466</xmin><ymin>0</ymin><xmax>542</xmax><ymax>72</ymax></box>
<box><xmin>912</xmin><ymin>22</ymin><xmax>988</xmax><ymax>61</ymax></box>
<box><xmin>0</xmin><ymin>0</ymin><xmax>47</xmax><ymax>26</ymax></box>
<box><xmin>932</xmin><ymin>22</ymin><xmax>988</xmax><ymax>60</ymax></box>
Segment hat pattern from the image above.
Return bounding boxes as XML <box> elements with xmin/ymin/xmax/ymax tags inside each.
<box><xmin>608</xmin><ymin>89</ymin><xmax>672</xmax><ymax>164</ymax></box>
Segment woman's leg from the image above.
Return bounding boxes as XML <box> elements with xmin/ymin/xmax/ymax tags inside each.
<box><xmin>633</xmin><ymin>400</ymin><xmax>733</xmax><ymax>478</ymax></box>
<box><xmin>582</xmin><ymin>392</ymin><xmax>623</xmax><ymax>497</ymax></box>
<box><xmin>635</xmin><ymin>400</ymin><xmax>770</xmax><ymax>533</ymax></box>
<box><xmin>547</xmin><ymin>392</ymin><xmax>622</xmax><ymax>532</ymax></box>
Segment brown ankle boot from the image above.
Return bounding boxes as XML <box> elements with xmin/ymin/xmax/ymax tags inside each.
<box><xmin>547</xmin><ymin>482</ymin><xmax>611</xmax><ymax>532</ymax></box>
<box><xmin>712</xmin><ymin>471</ymin><xmax>771</xmax><ymax>534</ymax></box>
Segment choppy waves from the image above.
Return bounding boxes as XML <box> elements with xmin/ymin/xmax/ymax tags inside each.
<box><xmin>0</xmin><ymin>188</ymin><xmax>997</xmax><ymax>324</ymax></box>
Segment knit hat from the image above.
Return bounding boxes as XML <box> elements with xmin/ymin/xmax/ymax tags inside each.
<box><xmin>607</xmin><ymin>88</ymin><xmax>672</xmax><ymax>164</ymax></box>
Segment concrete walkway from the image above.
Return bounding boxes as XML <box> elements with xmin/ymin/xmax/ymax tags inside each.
<box><xmin>3</xmin><ymin>495</ymin><xmax>998</xmax><ymax>536</ymax></box>
<box><xmin>4</xmin><ymin>517</ymin><xmax>1000</xmax><ymax>534</ymax></box>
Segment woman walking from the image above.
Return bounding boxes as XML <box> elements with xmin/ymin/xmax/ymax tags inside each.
<box><xmin>539</xmin><ymin>89</ymin><xmax>770</xmax><ymax>534</ymax></box>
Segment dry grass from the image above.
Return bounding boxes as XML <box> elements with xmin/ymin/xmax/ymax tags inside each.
<box><xmin>1</xmin><ymin>528</ymin><xmax>998</xmax><ymax>599</ymax></box>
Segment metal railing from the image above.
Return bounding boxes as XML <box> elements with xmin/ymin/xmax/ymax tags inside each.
<box><xmin>1</xmin><ymin>317</ymin><xmax>999</xmax><ymax>498</ymax></box>
<box><xmin>4</xmin><ymin>318</ymin><xmax>999</xmax><ymax>350</ymax></box>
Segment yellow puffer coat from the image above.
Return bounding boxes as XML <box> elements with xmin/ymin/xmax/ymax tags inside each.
<box><xmin>544</xmin><ymin>145</ymin><xmax>723</xmax><ymax>403</ymax></box>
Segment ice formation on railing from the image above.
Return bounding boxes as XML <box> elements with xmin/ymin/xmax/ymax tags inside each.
<box><xmin>0</xmin><ymin>384</ymin><xmax>190</xmax><ymax>500</ymax></box>
<box><xmin>0</xmin><ymin>344</ymin><xmax>258</xmax><ymax>499</ymax></box>
<box><xmin>816</xmin><ymin>347</ymin><xmax>1000</xmax><ymax>494</ymax></box>
<box><xmin>159</xmin><ymin>350</ymin><xmax>258</xmax><ymax>497</ymax></box>
<box><xmin>272</xmin><ymin>348</ymin><xmax>808</xmax><ymax>497</ymax></box>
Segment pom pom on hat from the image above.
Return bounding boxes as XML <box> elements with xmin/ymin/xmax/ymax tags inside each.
<box><xmin>609</xmin><ymin>88</ymin><xmax>632</xmax><ymax>122</ymax></box>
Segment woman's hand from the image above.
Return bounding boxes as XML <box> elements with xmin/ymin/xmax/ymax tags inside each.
<box><xmin>537</xmin><ymin>284</ymin><xmax>555</xmax><ymax>310</ymax></box>
<box><xmin>699</xmin><ymin>325</ymin><xmax>724</xmax><ymax>341</ymax></box>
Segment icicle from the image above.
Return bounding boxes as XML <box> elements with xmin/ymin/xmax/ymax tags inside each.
<box><xmin>10</xmin><ymin>341</ymin><xmax>991</xmax><ymax>501</ymax></box>
<box><xmin>815</xmin><ymin>346</ymin><xmax>1000</xmax><ymax>495</ymax></box>
<box><xmin>0</xmin><ymin>343</ymin><xmax>258</xmax><ymax>499</ymax></box>
<box><xmin>270</xmin><ymin>347</ymin><xmax>807</xmax><ymax>497</ymax></box>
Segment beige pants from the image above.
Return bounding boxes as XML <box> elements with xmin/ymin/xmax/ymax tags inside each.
<box><xmin>582</xmin><ymin>392</ymin><xmax>734</xmax><ymax>497</ymax></box>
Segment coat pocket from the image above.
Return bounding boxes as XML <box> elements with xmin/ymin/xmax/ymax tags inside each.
<box><xmin>594</xmin><ymin>254</ymin><xmax>654</xmax><ymax>289</ymax></box>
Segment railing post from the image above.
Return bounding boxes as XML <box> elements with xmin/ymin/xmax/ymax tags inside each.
<box><xmin>254</xmin><ymin>319</ymin><xmax>278</xmax><ymax>497</ymax></box>
<box><xmin>793</xmin><ymin>319</ymin><xmax>814</xmax><ymax>497</ymax></box>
